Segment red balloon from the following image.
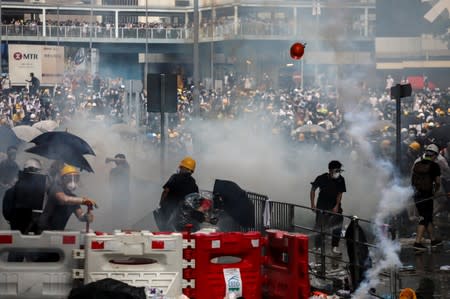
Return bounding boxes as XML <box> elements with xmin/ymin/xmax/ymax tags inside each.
<box><xmin>290</xmin><ymin>42</ymin><xmax>305</xmax><ymax>60</ymax></box>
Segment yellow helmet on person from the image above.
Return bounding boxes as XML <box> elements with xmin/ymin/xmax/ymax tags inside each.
<box><xmin>409</xmin><ymin>141</ymin><xmax>421</xmax><ymax>152</ymax></box>
<box><xmin>179</xmin><ymin>156</ymin><xmax>196</xmax><ymax>172</ymax></box>
<box><xmin>60</xmin><ymin>164</ymin><xmax>80</xmax><ymax>177</ymax></box>
<box><xmin>399</xmin><ymin>288</ymin><xmax>417</xmax><ymax>299</ymax></box>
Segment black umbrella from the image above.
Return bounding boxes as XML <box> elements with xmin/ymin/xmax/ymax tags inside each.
<box><xmin>0</xmin><ymin>125</ymin><xmax>22</xmax><ymax>152</ymax></box>
<box><xmin>26</xmin><ymin>143</ymin><xmax>94</xmax><ymax>173</ymax></box>
<box><xmin>426</xmin><ymin>125</ymin><xmax>450</xmax><ymax>148</ymax></box>
<box><xmin>30</xmin><ymin>131</ymin><xmax>96</xmax><ymax>156</ymax></box>
<box><xmin>213</xmin><ymin>179</ymin><xmax>255</xmax><ymax>228</ymax></box>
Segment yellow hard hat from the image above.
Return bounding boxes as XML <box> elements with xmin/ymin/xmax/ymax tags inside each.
<box><xmin>60</xmin><ymin>164</ymin><xmax>80</xmax><ymax>177</ymax></box>
<box><xmin>179</xmin><ymin>156</ymin><xmax>196</xmax><ymax>172</ymax></box>
<box><xmin>399</xmin><ymin>288</ymin><xmax>417</xmax><ymax>299</ymax></box>
<box><xmin>409</xmin><ymin>141</ymin><xmax>421</xmax><ymax>152</ymax></box>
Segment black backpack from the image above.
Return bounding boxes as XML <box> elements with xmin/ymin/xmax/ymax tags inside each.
<box><xmin>412</xmin><ymin>160</ymin><xmax>434</xmax><ymax>192</ymax></box>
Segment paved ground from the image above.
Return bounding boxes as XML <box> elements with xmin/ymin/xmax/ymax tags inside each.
<box><xmin>308</xmin><ymin>216</ymin><xmax>450</xmax><ymax>298</ymax></box>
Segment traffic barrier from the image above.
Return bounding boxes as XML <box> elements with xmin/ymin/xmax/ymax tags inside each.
<box><xmin>0</xmin><ymin>230</ymin><xmax>80</xmax><ymax>298</ymax></box>
<box><xmin>264</xmin><ymin>229</ymin><xmax>310</xmax><ymax>299</ymax></box>
<box><xmin>182</xmin><ymin>231</ymin><xmax>263</xmax><ymax>299</ymax></box>
<box><xmin>83</xmin><ymin>230</ymin><xmax>183</xmax><ymax>297</ymax></box>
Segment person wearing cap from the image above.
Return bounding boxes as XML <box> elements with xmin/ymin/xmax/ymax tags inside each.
<box><xmin>411</xmin><ymin>144</ymin><xmax>442</xmax><ymax>251</ymax></box>
<box><xmin>38</xmin><ymin>164</ymin><xmax>96</xmax><ymax>231</ymax></box>
<box><xmin>310</xmin><ymin>160</ymin><xmax>346</xmax><ymax>255</ymax></box>
<box><xmin>157</xmin><ymin>156</ymin><xmax>199</xmax><ymax>230</ymax></box>
<box><xmin>106</xmin><ymin>153</ymin><xmax>130</xmax><ymax>226</ymax></box>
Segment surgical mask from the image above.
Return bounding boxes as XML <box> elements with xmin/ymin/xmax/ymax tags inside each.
<box><xmin>409</xmin><ymin>133</ymin><xmax>416</xmax><ymax>139</ymax></box>
<box><xmin>332</xmin><ymin>173</ymin><xmax>340</xmax><ymax>179</ymax></box>
<box><xmin>66</xmin><ymin>181</ymin><xmax>77</xmax><ymax>191</ymax></box>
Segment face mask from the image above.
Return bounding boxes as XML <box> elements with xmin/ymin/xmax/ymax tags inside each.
<box><xmin>409</xmin><ymin>134</ymin><xmax>416</xmax><ymax>139</ymax></box>
<box><xmin>332</xmin><ymin>173</ymin><xmax>340</xmax><ymax>179</ymax></box>
<box><xmin>66</xmin><ymin>181</ymin><xmax>77</xmax><ymax>191</ymax></box>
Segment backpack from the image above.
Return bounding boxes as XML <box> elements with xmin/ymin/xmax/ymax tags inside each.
<box><xmin>411</xmin><ymin>160</ymin><xmax>434</xmax><ymax>192</ymax></box>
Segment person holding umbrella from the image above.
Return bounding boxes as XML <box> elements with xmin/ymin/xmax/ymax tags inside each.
<box><xmin>39</xmin><ymin>164</ymin><xmax>97</xmax><ymax>231</ymax></box>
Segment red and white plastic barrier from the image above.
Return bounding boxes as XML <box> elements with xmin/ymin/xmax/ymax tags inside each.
<box><xmin>264</xmin><ymin>229</ymin><xmax>310</xmax><ymax>299</ymax></box>
<box><xmin>182</xmin><ymin>231</ymin><xmax>263</xmax><ymax>299</ymax></box>
<box><xmin>0</xmin><ymin>230</ymin><xmax>80</xmax><ymax>298</ymax></box>
<box><xmin>82</xmin><ymin>230</ymin><xmax>183</xmax><ymax>297</ymax></box>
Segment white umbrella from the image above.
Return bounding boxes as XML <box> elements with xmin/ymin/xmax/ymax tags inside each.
<box><xmin>12</xmin><ymin>125</ymin><xmax>43</xmax><ymax>142</ymax></box>
<box><xmin>32</xmin><ymin>120</ymin><xmax>59</xmax><ymax>132</ymax></box>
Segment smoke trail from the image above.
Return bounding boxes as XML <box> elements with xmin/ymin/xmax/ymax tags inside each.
<box><xmin>346</xmin><ymin>111</ymin><xmax>414</xmax><ymax>298</ymax></box>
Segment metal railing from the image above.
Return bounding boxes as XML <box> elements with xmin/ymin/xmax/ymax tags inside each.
<box><xmin>0</xmin><ymin>22</ymin><xmax>372</xmax><ymax>41</ymax></box>
<box><xmin>240</xmin><ymin>194</ymin><xmax>397</xmax><ymax>297</ymax></box>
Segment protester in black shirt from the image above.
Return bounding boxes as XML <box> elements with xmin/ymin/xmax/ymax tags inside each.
<box><xmin>39</xmin><ymin>164</ymin><xmax>96</xmax><ymax>231</ymax></box>
<box><xmin>26</xmin><ymin>72</ymin><xmax>40</xmax><ymax>95</ymax></box>
<box><xmin>411</xmin><ymin>144</ymin><xmax>442</xmax><ymax>251</ymax></box>
<box><xmin>310</xmin><ymin>160</ymin><xmax>346</xmax><ymax>255</ymax></box>
<box><xmin>2</xmin><ymin>159</ymin><xmax>47</xmax><ymax>261</ymax></box>
<box><xmin>157</xmin><ymin>156</ymin><xmax>199</xmax><ymax>230</ymax></box>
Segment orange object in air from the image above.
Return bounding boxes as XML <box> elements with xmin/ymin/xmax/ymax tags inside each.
<box><xmin>290</xmin><ymin>42</ymin><xmax>306</xmax><ymax>60</ymax></box>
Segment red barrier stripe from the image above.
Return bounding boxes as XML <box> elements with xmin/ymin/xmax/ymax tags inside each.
<box><xmin>0</xmin><ymin>235</ymin><xmax>12</xmax><ymax>244</ymax></box>
<box><xmin>91</xmin><ymin>241</ymin><xmax>104</xmax><ymax>249</ymax></box>
<box><xmin>152</xmin><ymin>240</ymin><xmax>165</xmax><ymax>249</ymax></box>
<box><xmin>63</xmin><ymin>235</ymin><xmax>76</xmax><ymax>244</ymax></box>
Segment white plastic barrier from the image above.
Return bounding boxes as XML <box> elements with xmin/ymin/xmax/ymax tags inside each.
<box><xmin>0</xmin><ymin>230</ymin><xmax>80</xmax><ymax>298</ymax></box>
<box><xmin>83</xmin><ymin>231</ymin><xmax>183</xmax><ymax>297</ymax></box>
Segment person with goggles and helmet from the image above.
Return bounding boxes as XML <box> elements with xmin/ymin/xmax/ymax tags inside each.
<box><xmin>155</xmin><ymin>156</ymin><xmax>199</xmax><ymax>230</ymax></box>
<box><xmin>39</xmin><ymin>164</ymin><xmax>97</xmax><ymax>231</ymax></box>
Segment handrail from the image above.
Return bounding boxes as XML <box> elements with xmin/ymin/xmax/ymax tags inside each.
<box><xmin>0</xmin><ymin>22</ymin><xmax>372</xmax><ymax>41</ymax></box>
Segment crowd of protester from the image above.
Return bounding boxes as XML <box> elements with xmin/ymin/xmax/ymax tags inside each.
<box><xmin>1</xmin><ymin>71</ymin><xmax>450</xmax><ymax>171</ymax></box>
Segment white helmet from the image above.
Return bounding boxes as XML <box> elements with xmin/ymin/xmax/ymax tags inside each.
<box><xmin>24</xmin><ymin>158</ymin><xmax>42</xmax><ymax>172</ymax></box>
<box><xmin>425</xmin><ymin>144</ymin><xmax>439</xmax><ymax>154</ymax></box>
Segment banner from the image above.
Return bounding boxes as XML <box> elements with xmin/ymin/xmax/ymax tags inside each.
<box><xmin>41</xmin><ymin>46</ymin><xmax>65</xmax><ymax>84</ymax></box>
<box><xmin>8</xmin><ymin>44</ymin><xmax>42</xmax><ymax>85</ymax></box>
<box><xmin>8</xmin><ymin>44</ymin><xmax>65</xmax><ymax>85</ymax></box>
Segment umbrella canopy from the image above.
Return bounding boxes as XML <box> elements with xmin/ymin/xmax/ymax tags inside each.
<box><xmin>426</xmin><ymin>125</ymin><xmax>450</xmax><ymax>148</ymax></box>
<box><xmin>30</xmin><ymin>131</ymin><xmax>96</xmax><ymax>156</ymax></box>
<box><xmin>213</xmin><ymin>179</ymin><xmax>255</xmax><ymax>228</ymax></box>
<box><xmin>26</xmin><ymin>143</ymin><xmax>94</xmax><ymax>172</ymax></box>
<box><xmin>32</xmin><ymin>120</ymin><xmax>59</xmax><ymax>132</ymax></box>
<box><xmin>294</xmin><ymin>124</ymin><xmax>327</xmax><ymax>134</ymax></box>
<box><xmin>0</xmin><ymin>125</ymin><xmax>22</xmax><ymax>152</ymax></box>
<box><xmin>12</xmin><ymin>125</ymin><xmax>42</xmax><ymax>142</ymax></box>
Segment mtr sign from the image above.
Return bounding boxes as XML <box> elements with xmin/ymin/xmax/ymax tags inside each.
<box><xmin>13</xmin><ymin>52</ymin><xmax>39</xmax><ymax>60</ymax></box>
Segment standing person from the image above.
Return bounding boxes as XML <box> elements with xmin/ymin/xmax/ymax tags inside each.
<box><xmin>39</xmin><ymin>164</ymin><xmax>96</xmax><ymax>231</ymax></box>
<box><xmin>310</xmin><ymin>160</ymin><xmax>346</xmax><ymax>255</ymax></box>
<box><xmin>411</xmin><ymin>144</ymin><xmax>442</xmax><ymax>251</ymax></box>
<box><xmin>106</xmin><ymin>153</ymin><xmax>130</xmax><ymax>227</ymax></box>
<box><xmin>2</xmin><ymin>159</ymin><xmax>47</xmax><ymax>261</ymax></box>
<box><xmin>157</xmin><ymin>156</ymin><xmax>199</xmax><ymax>230</ymax></box>
<box><xmin>26</xmin><ymin>72</ymin><xmax>40</xmax><ymax>96</ymax></box>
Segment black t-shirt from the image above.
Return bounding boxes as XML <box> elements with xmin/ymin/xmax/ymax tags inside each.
<box><xmin>163</xmin><ymin>172</ymin><xmax>199</xmax><ymax>205</ymax></box>
<box><xmin>39</xmin><ymin>183</ymin><xmax>80</xmax><ymax>230</ymax></box>
<box><xmin>311</xmin><ymin>173</ymin><xmax>346</xmax><ymax>210</ymax></box>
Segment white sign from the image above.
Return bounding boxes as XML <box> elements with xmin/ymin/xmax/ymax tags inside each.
<box><xmin>8</xmin><ymin>44</ymin><xmax>42</xmax><ymax>86</ymax></box>
<box><xmin>8</xmin><ymin>44</ymin><xmax>65</xmax><ymax>86</ymax></box>
<box><xmin>223</xmin><ymin>268</ymin><xmax>242</xmax><ymax>298</ymax></box>
<box><xmin>424</xmin><ymin>0</ymin><xmax>450</xmax><ymax>23</ymax></box>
